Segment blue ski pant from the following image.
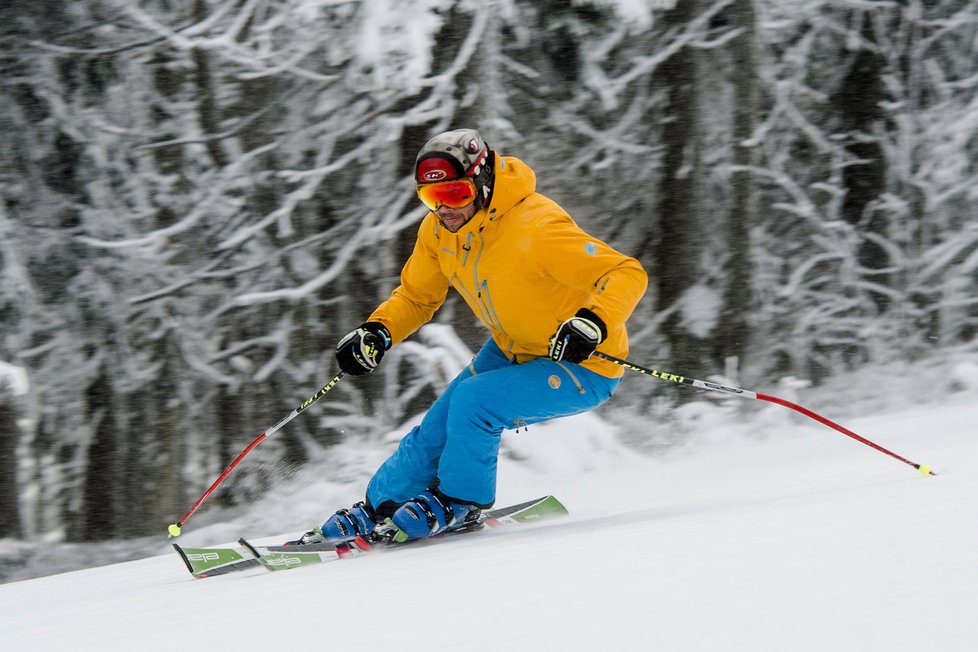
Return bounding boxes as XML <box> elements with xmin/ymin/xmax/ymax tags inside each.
<box><xmin>366</xmin><ymin>339</ymin><xmax>620</xmax><ymax>509</ymax></box>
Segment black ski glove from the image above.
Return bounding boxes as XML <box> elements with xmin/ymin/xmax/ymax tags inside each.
<box><xmin>548</xmin><ymin>308</ymin><xmax>607</xmax><ymax>364</ymax></box>
<box><xmin>336</xmin><ymin>321</ymin><xmax>392</xmax><ymax>376</ymax></box>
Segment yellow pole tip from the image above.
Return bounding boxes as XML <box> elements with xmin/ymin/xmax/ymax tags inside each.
<box><xmin>167</xmin><ymin>523</ymin><xmax>182</xmax><ymax>537</ymax></box>
<box><xmin>918</xmin><ymin>464</ymin><xmax>932</xmax><ymax>478</ymax></box>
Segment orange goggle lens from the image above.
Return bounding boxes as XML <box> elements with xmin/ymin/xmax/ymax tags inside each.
<box><xmin>417</xmin><ymin>179</ymin><xmax>477</xmax><ymax>210</ymax></box>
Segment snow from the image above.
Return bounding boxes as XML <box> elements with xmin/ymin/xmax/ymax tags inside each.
<box><xmin>678</xmin><ymin>284</ymin><xmax>722</xmax><ymax>338</ymax></box>
<box><xmin>0</xmin><ymin>361</ymin><xmax>29</xmax><ymax>396</ymax></box>
<box><xmin>2</xmin><ymin>357</ymin><xmax>977</xmax><ymax>651</ymax></box>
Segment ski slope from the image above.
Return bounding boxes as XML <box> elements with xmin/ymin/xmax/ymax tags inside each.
<box><xmin>2</xmin><ymin>359</ymin><xmax>977</xmax><ymax>652</ymax></box>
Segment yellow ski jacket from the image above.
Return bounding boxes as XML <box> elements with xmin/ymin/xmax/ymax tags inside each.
<box><xmin>370</xmin><ymin>154</ymin><xmax>648</xmax><ymax>379</ymax></box>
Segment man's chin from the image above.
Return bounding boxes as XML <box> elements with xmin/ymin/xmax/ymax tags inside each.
<box><xmin>438</xmin><ymin>215</ymin><xmax>469</xmax><ymax>232</ymax></box>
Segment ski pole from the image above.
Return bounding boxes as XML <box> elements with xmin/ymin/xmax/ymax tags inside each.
<box><xmin>167</xmin><ymin>372</ymin><xmax>345</xmax><ymax>538</ymax></box>
<box><xmin>593</xmin><ymin>351</ymin><xmax>935</xmax><ymax>477</ymax></box>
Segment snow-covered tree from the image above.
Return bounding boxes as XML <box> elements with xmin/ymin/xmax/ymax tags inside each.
<box><xmin>2</xmin><ymin>0</ymin><xmax>976</xmax><ymax>542</ymax></box>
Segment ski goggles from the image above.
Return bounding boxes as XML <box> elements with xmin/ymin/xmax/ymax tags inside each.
<box><xmin>416</xmin><ymin>178</ymin><xmax>477</xmax><ymax>211</ymax></box>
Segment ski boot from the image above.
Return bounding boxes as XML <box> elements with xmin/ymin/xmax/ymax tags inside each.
<box><xmin>321</xmin><ymin>501</ymin><xmax>377</xmax><ymax>544</ymax></box>
<box><xmin>382</xmin><ymin>489</ymin><xmax>481</xmax><ymax>543</ymax></box>
<box><xmin>286</xmin><ymin>501</ymin><xmax>377</xmax><ymax>546</ymax></box>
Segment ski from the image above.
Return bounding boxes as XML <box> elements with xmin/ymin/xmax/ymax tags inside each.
<box><xmin>171</xmin><ymin>545</ymin><xmax>262</xmax><ymax>578</ymax></box>
<box><xmin>173</xmin><ymin>495</ymin><xmax>567</xmax><ymax>579</ymax></box>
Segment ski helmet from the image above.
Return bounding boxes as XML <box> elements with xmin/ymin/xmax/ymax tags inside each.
<box><xmin>415</xmin><ymin>128</ymin><xmax>495</xmax><ymax>210</ymax></box>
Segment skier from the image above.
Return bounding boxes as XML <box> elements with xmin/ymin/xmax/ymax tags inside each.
<box><xmin>312</xmin><ymin>128</ymin><xmax>648</xmax><ymax>544</ymax></box>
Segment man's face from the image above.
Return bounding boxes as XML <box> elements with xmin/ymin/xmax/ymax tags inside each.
<box><xmin>435</xmin><ymin>201</ymin><xmax>477</xmax><ymax>233</ymax></box>
<box><xmin>416</xmin><ymin>177</ymin><xmax>479</xmax><ymax>232</ymax></box>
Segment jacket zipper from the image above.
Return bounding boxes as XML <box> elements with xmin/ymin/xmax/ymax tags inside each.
<box><xmin>450</xmin><ymin>273</ymin><xmax>491</xmax><ymax>327</ymax></box>
<box><xmin>461</xmin><ymin>232</ymin><xmax>473</xmax><ymax>267</ymax></box>
<box><xmin>478</xmin><ymin>280</ymin><xmax>514</xmax><ymax>353</ymax></box>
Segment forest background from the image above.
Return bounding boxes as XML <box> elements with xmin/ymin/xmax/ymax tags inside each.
<box><xmin>0</xmin><ymin>0</ymin><xmax>976</xmax><ymax>549</ymax></box>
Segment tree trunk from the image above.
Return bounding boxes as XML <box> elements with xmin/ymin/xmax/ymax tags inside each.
<box><xmin>648</xmin><ymin>0</ymin><xmax>706</xmax><ymax>373</ymax></box>
<box><xmin>192</xmin><ymin>0</ymin><xmax>228</xmax><ymax>168</ymax></box>
<box><xmin>714</xmin><ymin>0</ymin><xmax>759</xmax><ymax>371</ymax></box>
<box><xmin>75</xmin><ymin>364</ymin><xmax>123</xmax><ymax>541</ymax></box>
<box><xmin>0</xmin><ymin>392</ymin><xmax>23</xmax><ymax>538</ymax></box>
<box><xmin>832</xmin><ymin>11</ymin><xmax>889</xmax><ymax>311</ymax></box>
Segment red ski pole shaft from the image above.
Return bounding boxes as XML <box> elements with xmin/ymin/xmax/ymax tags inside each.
<box><xmin>593</xmin><ymin>351</ymin><xmax>935</xmax><ymax>477</ymax></box>
<box><xmin>167</xmin><ymin>372</ymin><xmax>345</xmax><ymax>538</ymax></box>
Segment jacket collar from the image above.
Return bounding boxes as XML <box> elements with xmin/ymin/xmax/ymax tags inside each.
<box><xmin>449</xmin><ymin>155</ymin><xmax>536</xmax><ymax>238</ymax></box>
